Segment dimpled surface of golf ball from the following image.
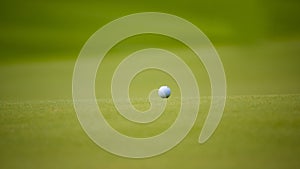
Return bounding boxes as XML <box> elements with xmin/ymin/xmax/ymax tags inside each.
<box><xmin>158</xmin><ymin>86</ymin><xmax>171</xmax><ymax>98</ymax></box>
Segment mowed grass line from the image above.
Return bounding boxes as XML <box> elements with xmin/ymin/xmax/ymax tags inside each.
<box><xmin>0</xmin><ymin>94</ymin><xmax>299</xmax><ymax>169</ymax></box>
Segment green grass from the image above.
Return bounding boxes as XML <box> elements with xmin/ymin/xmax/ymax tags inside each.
<box><xmin>1</xmin><ymin>0</ymin><xmax>300</xmax><ymax>61</ymax></box>
<box><xmin>0</xmin><ymin>39</ymin><xmax>300</xmax><ymax>168</ymax></box>
<box><xmin>0</xmin><ymin>95</ymin><xmax>299</xmax><ymax>169</ymax></box>
<box><xmin>1</xmin><ymin>0</ymin><xmax>300</xmax><ymax>168</ymax></box>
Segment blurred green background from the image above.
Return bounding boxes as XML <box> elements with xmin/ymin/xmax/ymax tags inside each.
<box><xmin>0</xmin><ymin>0</ymin><xmax>300</xmax><ymax>169</ymax></box>
<box><xmin>1</xmin><ymin>0</ymin><xmax>300</xmax><ymax>60</ymax></box>
<box><xmin>1</xmin><ymin>0</ymin><xmax>300</xmax><ymax>100</ymax></box>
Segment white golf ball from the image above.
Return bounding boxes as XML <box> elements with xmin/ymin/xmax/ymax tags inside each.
<box><xmin>158</xmin><ymin>86</ymin><xmax>171</xmax><ymax>98</ymax></box>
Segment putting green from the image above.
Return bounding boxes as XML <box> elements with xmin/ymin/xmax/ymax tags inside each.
<box><xmin>0</xmin><ymin>0</ymin><xmax>300</xmax><ymax>168</ymax></box>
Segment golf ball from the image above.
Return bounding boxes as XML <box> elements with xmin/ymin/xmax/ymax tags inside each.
<box><xmin>158</xmin><ymin>86</ymin><xmax>171</xmax><ymax>98</ymax></box>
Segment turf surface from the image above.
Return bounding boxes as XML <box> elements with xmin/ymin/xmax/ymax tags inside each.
<box><xmin>0</xmin><ymin>95</ymin><xmax>299</xmax><ymax>169</ymax></box>
<box><xmin>0</xmin><ymin>40</ymin><xmax>300</xmax><ymax>168</ymax></box>
<box><xmin>1</xmin><ymin>0</ymin><xmax>300</xmax><ymax>168</ymax></box>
